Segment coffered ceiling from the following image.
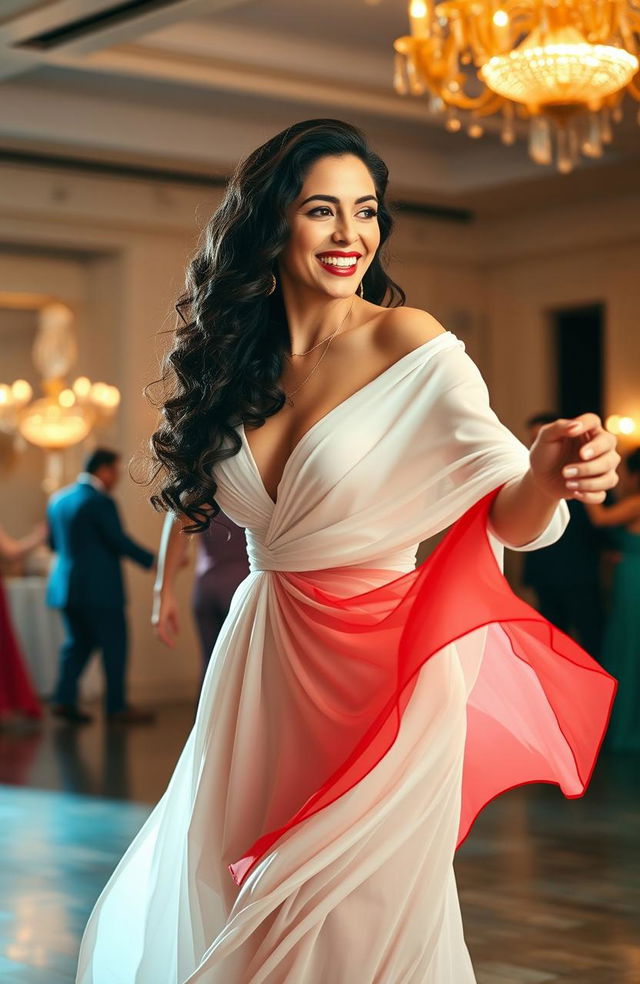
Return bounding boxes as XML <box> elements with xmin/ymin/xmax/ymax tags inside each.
<box><xmin>0</xmin><ymin>0</ymin><xmax>638</xmax><ymax>211</ymax></box>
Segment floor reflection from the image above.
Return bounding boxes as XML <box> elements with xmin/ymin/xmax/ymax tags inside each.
<box><xmin>0</xmin><ymin>705</ymin><xmax>638</xmax><ymax>983</ymax></box>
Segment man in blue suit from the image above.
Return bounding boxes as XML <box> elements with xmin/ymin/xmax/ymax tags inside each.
<box><xmin>47</xmin><ymin>448</ymin><xmax>156</xmax><ymax>724</ymax></box>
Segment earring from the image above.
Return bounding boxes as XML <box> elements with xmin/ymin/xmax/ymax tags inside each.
<box><xmin>357</xmin><ymin>281</ymin><xmax>364</xmax><ymax>298</ymax></box>
<box><xmin>266</xmin><ymin>273</ymin><xmax>277</xmax><ymax>296</ymax></box>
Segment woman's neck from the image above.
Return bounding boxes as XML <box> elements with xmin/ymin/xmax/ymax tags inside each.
<box><xmin>280</xmin><ymin>280</ymin><xmax>356</xmax><ymax>354</ymax></box>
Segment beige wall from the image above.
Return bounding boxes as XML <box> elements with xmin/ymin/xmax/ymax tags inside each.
<box><xmin>1</xmin><ymin>160</ymin><xmax>638</xmax><ymax>702</ymax></box>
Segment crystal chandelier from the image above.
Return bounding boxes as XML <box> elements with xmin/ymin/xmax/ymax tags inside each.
<box><xmin>393</xmin><ymin>1</ymin><xmax>640</xmax><ymax>171</ymax></box>
<box><xmin>0</xmin><ymin>302</ymin><xmax>120</xmax><ymax>490</ymax></box>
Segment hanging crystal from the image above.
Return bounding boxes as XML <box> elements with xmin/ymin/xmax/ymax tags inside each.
<box><xmin>528</xmin><ymin>114</ymin><xmax>552</xmax><ymax>165</ymax></box>
<box><xmin>600</xmin><ymin>106</ymin><xmax>613</xmax><ymax>143</ymax></box>
<box><xmin>406</xmin><ymin>56</ymin><xmax>425</xmax><ymax>95</ymax></box>
<box><xmin>394</xmin><ymin>52</ymin><xmax>409</xmax><ymax>95</ymax></box>
<box><xmin>582</xmin><ymin>111</ymin><xmax>603</xmax><ymax>158</ymax></box>
<box><xmin>500</xmin><ymin>102</ymin><xmax>516</xmax><ymax>145</ymax></box>
<box><xmin>445</xmin><ymin>105</ymin><xmax>462</xmax><ymax>131</ymax></box>
<box><xmin>568</xmin><ymin>121</ymin><xmax>579</xmax><ymax>166</ymax></box>
<box><xmin>452</xmin><ymin>16</ymin><xmax>465</xmax><ymax>49</ymax></box>
<box><xmin>556</xmin><ymin>124</ymin><xmax>574</xmax><ymax>174</ymax></box>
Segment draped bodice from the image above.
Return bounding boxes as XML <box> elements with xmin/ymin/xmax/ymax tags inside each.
<box><xmin>213</xmin><ymin>333</ymin><xmax>568</xmax><ymax>572</ymax></box>
<box><xmin>244</xmin><ymin>528</ymin><xmax>418</xmax><ymax>574</ymax></box>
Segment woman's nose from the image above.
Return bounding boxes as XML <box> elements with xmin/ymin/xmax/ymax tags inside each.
<box><xmin>332</xmin><ymin>216</ymin><xmax>357</xmax><ymax>244</ymax></box>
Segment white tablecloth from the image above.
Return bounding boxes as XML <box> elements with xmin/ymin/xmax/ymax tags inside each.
<box><xmin>5</xmin><ymin>576</ymin><xmax>104</xmax><ymax>700</ymax></box>
<box><xmin>5</xmin><ymin>576</ymin><xmax>64</xmax><ymax>697</ymax></box>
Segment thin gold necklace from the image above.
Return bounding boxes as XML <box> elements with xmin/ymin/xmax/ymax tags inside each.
<box><xmin>284</xmin><ymin>301</ymin><xmax>353</xmax><ymax>407</ymax></box>
<box><xmin>289</xmin><ymin>327</ymin><xmax>340</xmax><ymax>357</ymax></box>
<box><xmin>287</xmin><ymin>302</ymin><xmax>353</xmax><ymax>357</ymax></box>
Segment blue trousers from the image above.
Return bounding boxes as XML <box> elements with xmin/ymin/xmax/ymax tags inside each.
<box><xmin>54</xmin><ymin>606</ymin><xmax>127</xmax><ymax>714</ymax></box>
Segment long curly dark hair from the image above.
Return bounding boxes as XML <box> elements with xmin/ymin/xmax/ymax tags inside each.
<box><xmin>149</xmin><ymin>119</ymin><xmax>405</xmax><ymax>532</ymax></box>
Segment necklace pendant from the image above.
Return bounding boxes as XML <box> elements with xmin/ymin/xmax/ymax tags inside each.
<box><xmin>285</xmin><ymin>395</ymin><xmax>295</xmax><ymax>407</ymax></box>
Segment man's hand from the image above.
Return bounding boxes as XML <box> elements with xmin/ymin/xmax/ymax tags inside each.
<box><xmin>529</xmin><ymin>413</ymin><xmax>620</xmax><ymax>503</ymax></box>
<box><xmin>151</xmin><ymin>589</ymin><xmax>180</xmax><ymax>648</ymax></box>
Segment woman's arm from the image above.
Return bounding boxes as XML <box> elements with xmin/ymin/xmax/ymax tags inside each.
<box><xmin>585</xmin><ymin>495</ymin><xmax>640</xmax><ymax>528</ymax></box>
<box><xmin>151</xmin><ymin>512</ymin><xmax>191</xmax><ymax>648</ymax></box>
<box><xmin>490</xmin><ymin>414</ymin><xmax>620</xmax><ymax>548</ymax></box>
<box><xmin>0</xmin><ymin>522</ymin><xmax>46</xmax><ymax>563</ymax></box>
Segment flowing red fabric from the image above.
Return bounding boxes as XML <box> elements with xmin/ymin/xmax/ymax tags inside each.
<box><xmin>0</xmin><ymin>579</ymin><xmax>42</xmax><ymax>719</ymax></box>
<box><xmin>229</xmin><ymin>489</ymin><xmax>616</xmax><ymax>886</ymax></box>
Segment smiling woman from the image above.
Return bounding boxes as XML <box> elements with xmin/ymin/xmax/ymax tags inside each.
<box><xmin>77</xmin><ymin>119</ymin><xmax>618</xmax><ymax>984</ymax></box>
<box><xmin>147</xmin><ymin>120</ymin><xmax>404</xmax><ymax>534</ymax></box>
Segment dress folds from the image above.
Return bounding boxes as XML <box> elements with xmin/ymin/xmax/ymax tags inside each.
<box><xmin>76</xmin><ymin>331</ymin><xmax>615</xmax><ymax>984</ymax></box>
<box><xmin>229</xmin><ymin>488</ymin><xmax>615</xmax><ymax>887</ymax></box>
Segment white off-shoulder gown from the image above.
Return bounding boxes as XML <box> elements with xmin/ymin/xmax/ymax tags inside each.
<box><xmin>76</xmin><ymin>332</ymin><xmax>615</xmax><ymax>983</ymax></box>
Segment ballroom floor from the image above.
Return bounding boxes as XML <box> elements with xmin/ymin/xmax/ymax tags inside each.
<box><xmin>0</xmin><ymin>705</ymin><xmax>638</xmax><ymax>984</ymax></box>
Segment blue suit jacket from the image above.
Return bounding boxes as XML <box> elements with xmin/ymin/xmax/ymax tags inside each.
<box><xmin>46</xmin><ymin>480</ymin><xmax>155</xmax><ymax>609</ymax></box>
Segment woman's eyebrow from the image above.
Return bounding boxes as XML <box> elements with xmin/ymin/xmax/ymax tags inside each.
<box><xmin>299</xmin><ymin>194</ymin><xmax>378</xmax><ymax>207</ymax></box>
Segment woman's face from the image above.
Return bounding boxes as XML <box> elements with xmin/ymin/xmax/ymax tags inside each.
<box><xmin>279</xmin><ymin>154</ymin><xmax>382</xmax><ymax>299</ymax></box>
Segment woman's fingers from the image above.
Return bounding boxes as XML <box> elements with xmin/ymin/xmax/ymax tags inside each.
<box><xmin>564</xmin><ymin>412</ymin><xmax>604</xmax><ymax>435</ymax></box>
<box><xmin>576</xmin><ymin>431</ymin><xmax>618</xmax><ymax>462</ymax></box>
<box><xmin>157</xmin><ymin>620</ymin><xmax>176</xmax><ymax>648</ymax></box>
<box><xmin>565</xmin><ymin>471</ymin><xmax>620</xmax><ymax>493</ymax></box>
<box><xmin>571</xmin><ymin>489</ymin><xmax>608</xmax><ymax>503</ymax></box>
<box><xmin>563</xmin><ymin>449</ymin><xmax>621</xmax><ymax>480</ymax></box>
<box><xmin>538</xmin><ymin>412</ymin><xmax>601</xmax><ymax>442</ymax></box>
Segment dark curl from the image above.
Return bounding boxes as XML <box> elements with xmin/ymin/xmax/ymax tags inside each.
<box><xmin>148</xmin><ymin>119</ymin><xmax>405</xmax><ymax>532</ymax></box>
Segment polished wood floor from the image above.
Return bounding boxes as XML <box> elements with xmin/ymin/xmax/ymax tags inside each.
<box><xmin>0</xmin><ymin>706</ymin><xmax>638</xmax><ymax>983</ymax></box>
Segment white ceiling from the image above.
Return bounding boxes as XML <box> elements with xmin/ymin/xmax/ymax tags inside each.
<box><xmin>0</xmin><ymin>0</ymin><xmax>639</xmax><ymax>210</ymax></box>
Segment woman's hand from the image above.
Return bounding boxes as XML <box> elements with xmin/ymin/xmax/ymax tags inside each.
<box><xmin>152</xmin><ymin>589</ymin><xmax>181</xmax><ymax>649</ymax></box>
<box><xmin>529</xmin><ymin>413</ymin><xmax>620</xmax><ymax>503</ymax></box>
<box><xmin>26</xmin><ymin>521</ymin><xmax>47</xmax><ymax>550</ymax></box>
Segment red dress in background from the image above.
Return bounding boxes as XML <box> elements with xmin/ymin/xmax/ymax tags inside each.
<box><xmin>0</xmin><ymin>577</ymin><xmax>42</xmax><ymax>720</ymax></box>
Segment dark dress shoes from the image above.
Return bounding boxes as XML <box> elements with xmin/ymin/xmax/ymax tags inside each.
<box><xmin>107</xmin><ymin>706</ymin><xmax>156</xmax><ymax>725</ymax></box>
<box><xmin>50</xmin><ymin>704</ymin><xmax>94</xmax><ymax>725</ymax></box>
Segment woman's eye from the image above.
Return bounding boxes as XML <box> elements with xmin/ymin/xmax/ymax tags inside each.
<box><xmin>358</xmin><ymin>208</ymin><xmax>378</xmax><ymax>219</ymax></box>
<box><xmin>307</xmin><ymin>207</ymin><xmax>334</xmax><ymax>217</ymax></box>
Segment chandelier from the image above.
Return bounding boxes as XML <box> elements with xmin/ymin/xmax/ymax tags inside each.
<box><xmin>0</xmin><ymin>302</ymin><xmax>120</xmax><ymax>490</ymax></box>
<box><xmin>393</xmin><ymin>1</ymin><xmax>640</xmax><ymax>171</ymax></box>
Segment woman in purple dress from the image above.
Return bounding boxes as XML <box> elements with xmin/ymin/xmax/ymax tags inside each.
<box><xmin>152</xmin><ymin>512</ymin><xmax>249</xmax><ymax>682</ymax></box>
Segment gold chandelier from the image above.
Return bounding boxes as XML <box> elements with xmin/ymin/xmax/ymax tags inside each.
<box><xmin>393</xmin><ymin>1</ymin><xmax>640</xmax><ymax>171</ymax></box>
<box><xmin>0</xmin><ymin>302</ymin><xmax>120</xmax><ymax>491</ymax></box>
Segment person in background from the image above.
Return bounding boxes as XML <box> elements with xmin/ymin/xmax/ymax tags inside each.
<box><xmin>0</xmin><ymin>522</ymin><xmax>45</xmax><ymax>728</ymax></box>
<box><xmin>152</xmin><ymin>512</ymin><xmax>249</xmax><ymax>689</ymax></box>
<box><xmin>521</xmin><ymin>412</ymin><xmax>608</xmax><ymax>659</ymax></box>
<box><xmin>586</xmin><ymin>447</ymin><xmax>640</xmax><ymax>751</ymax></box>
<box><xmin>47</xmin><ymin>448</ymin><xmax>156</xmax><ymax>725</ymax></box>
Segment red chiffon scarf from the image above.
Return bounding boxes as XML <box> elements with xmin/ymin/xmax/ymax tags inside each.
<box><xmin>229</xmin><ymin>488</ymin><xmax>616</xmax><ymax>886</ymax></box>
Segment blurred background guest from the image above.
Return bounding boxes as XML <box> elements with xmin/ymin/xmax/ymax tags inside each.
<box><xmin>586</xmin><ymin>447</ymin><xmax>640</xmax><ymax>752</ymax></box>
<box><xmin>47</xmin><ymin>448</ymin><xmax>156</xmax><ymax>725</ymax></box>
<box><xmin>152</xmin><ymin>512</ymin><xmax>249</xmax><ymax>690</ymax></box>
<box><xmin>521</xmin><ymin>412</ymin><xmax>609</xmax><ymax>659</ymax></box>
<box><xmin>0</xmin><ymin>521</ymin><xmax>45</xmax><ymax>728</ymax></box>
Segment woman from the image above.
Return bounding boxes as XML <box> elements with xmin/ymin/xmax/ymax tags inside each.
<box><xmin>586</xmin><ymin>447</ymin><xmax>640</xmax><ymax>751</ymax></box>
<box><xmin>77</xmin><ymin>120</ymin><xmax>619</xmax><ymax>983</ymax></box>
<box><xmin>152</xmin><ymin>512</ymin><xmax>249</xmax><ymax>688</ymax></box>
<box><xmin>0</xmin><ymin>522</ymin><xmax>45</xmax><ymax>727</ymax></box>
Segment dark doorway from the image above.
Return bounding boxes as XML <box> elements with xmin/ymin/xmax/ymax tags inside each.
<box><xmin>552</xmin><ymin>303</ymin><xmax>604</xmax><ymax>419</ymax></box>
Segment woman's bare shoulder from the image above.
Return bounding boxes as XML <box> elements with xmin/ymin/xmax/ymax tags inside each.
<box><xmin>372</xmin><ymin>306</ymin><xmax>447</xmax><ymax>360</ymax></box>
